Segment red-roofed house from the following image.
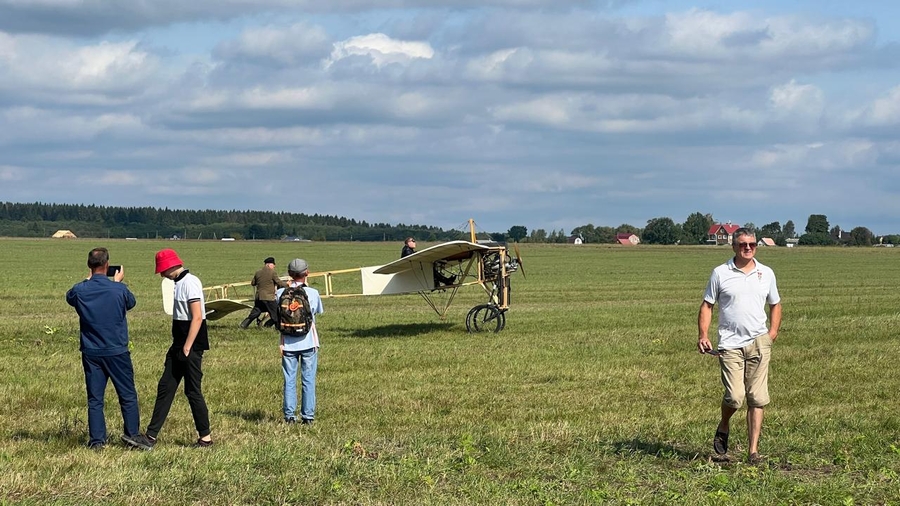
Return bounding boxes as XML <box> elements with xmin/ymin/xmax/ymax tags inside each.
<box><xmin>617</xmin><ymin>233</ymin><xmax>640</xmax><ymax>246</ymax></box>
<box><xmin>708</xmin><ymin>223</ymin><xmax>742</xmax><ymax>245</ymax></box>
<box><xmin>758</xmin><ymin>237</ymin><xmax>776</xmax><ymax>247</ymax></box>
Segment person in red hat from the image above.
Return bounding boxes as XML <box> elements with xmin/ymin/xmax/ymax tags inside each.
<box><xmin>145</xmin><ymin>249</ymin><xmax>214</xmax><ymax>447</ymax></box>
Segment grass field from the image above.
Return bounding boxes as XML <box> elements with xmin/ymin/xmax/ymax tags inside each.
<box><xmin>1</xmin><ymin>238</ymin><xmax>899</xmax><ymax>505</ymax></box>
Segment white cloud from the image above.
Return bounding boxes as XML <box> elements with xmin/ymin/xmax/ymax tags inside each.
<box><xmin>491</xmin><ymin>93</ymin><xmax>764</xmax><ymax>134</ymax></box>
<box><xmin>662</xmin><ymin>9</ymin><xmax>874</xmax><ymax>62</ymax></box>
<box><xmin>0</xmin><ymin>107</ymin><xmax>145</xmax><ymax>144</ymax></box>
<box><xmin>327</xmin><ymin>33</ymin><xmax>434</xmax><ymax>68</ymax></box>
<box><xmin>94</xmin><ymin>170</ymin><xmax>140</xmax><ymax>186</ymax></box>
<box><xmin>214</xmin><ymin>22</ymin><xmax>332</xmax><ymax>66</ymax></box>
<box><xmin>769</xmin><ymin>80</ymin><xmax>824</xmax><ymax>115</ymax></box>
<box><xmin>747</xmin><ymin>140</ymin><xmax>876</xmax><ymax>172</ymax></box>
<box><xmin>0</xmin><ymin>34</ymin><xmax>158</xmax><ymax>104</ymax></box>
<box><xmin>855</xmin><ymin>86</ymin><xmax>900</xmax><ymax>127</ymax></box>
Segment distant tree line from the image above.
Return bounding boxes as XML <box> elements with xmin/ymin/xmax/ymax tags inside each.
<box><xmin>509</xmin><ymin>212</ymin><xmax>893</xmax><ymax>247</ymax></box>
<box><xmin>4</xmin><ymin>202</ymin><xmax>893</xmax><ymax>246</ymax></box>
<box><xmin>0</xmin><ymin>202</ymin><xmax>463</xmax><ymax>242</ymax></box>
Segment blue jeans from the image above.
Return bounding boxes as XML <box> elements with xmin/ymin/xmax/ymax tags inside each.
<box><xmin>282</xmin><ymin>348</ymin><xmax>317</xmax><ymax>421</ymax></box>
<box><xmin>82</xmin><ymin>352</ymin><xmax>141</xmax><ymax>446</ymax></box>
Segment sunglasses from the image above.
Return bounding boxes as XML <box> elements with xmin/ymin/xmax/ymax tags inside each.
<box><xmin>737</xmin><ymin>242</ymin><xmax>757</xmax><ymax>249</ymax></box>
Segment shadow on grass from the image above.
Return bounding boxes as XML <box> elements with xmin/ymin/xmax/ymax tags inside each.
<box><xmin>11</xmin><ymin>429</ymin><xmax>84</xmax><ymax>447</ymax></box>
<box><xmin>11</xmin><ymin>417</ymin><xmax>86</xmax><ymax>448</ymax></box>
<box><xmin>611</xmin><ymin>439</ymin><xmax>703</xmax><ymax>462</ymax></box>
<box><xmin>338</xmin><ymin>322</ymin><xmax>456</xmax><ymax>338</ymax></box>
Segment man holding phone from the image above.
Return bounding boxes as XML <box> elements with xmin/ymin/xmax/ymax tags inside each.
<box><xmin>66</xmin><ymin>248</ymin><xmax>153</xmax><ymax>450</ymax></box>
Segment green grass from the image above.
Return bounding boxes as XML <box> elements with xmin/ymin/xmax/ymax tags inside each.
<box><xmin>1</xmin><ymin>238</ymin><xmax>899</xmax><ymax>504</ymax></box>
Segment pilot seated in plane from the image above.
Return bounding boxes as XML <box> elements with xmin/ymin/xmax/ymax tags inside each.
<box><xmin>400</xmin><ymin>237</ymin><xmax>457</xmax><ymax>288</ymax></box>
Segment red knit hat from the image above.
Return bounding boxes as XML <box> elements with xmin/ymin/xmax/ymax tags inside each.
<box><xmin>155</xmin><ymin>249</ymin><xmax>183</xmax><ymax>274</ymax></box>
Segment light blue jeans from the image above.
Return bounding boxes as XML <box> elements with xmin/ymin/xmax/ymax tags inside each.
<box><xmin>282</xmin><ymin>348</ymin><xmax>317</xmax><ymax>421</ymax></box>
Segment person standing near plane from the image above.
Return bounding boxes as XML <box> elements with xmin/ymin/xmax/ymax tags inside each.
<box><xmin>277</xmin><ymin>258</ymin><xmax>324</xmax><ymax>424</ymax></box>
<box><xmin>146</xmin><ymin>248</ymin><xmax>213</xmax><ymax>447</ymax></box>
<box><xmin>240</xmin><ymin>256</ymin><xmax>288</xmax><ymax>329</ymax></box>
<box><xmin>697</xmin><ymin>228</ymin><xmax>782</xmax><ymax>464</ymax></box>
<box><xmin>66</xmin><ymin>247</ymin><xmax>153</xmax><ymax>451</ymax></box>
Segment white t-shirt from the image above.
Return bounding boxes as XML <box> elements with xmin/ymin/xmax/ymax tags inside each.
<box><xmin>173</xmin><ymin>271</ymin><xmax>206</xmax><ymax>321</ymax></box>
<box><xmin>704</xmin><ymin>258</ymin><xmax>780</xmax><ymax>350</ymax></box>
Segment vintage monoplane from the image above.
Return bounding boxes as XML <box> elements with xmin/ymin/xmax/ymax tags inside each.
<box><xmin>162</xmin><ymin>220</ymin><xmax>524</xmax><ymax>332</ymax></box>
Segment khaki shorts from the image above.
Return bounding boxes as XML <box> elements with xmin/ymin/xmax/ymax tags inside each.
<box><xmin>718</xmin><ymin>333</ymin><xmax>773</xmax><ymax>409</ymax></box>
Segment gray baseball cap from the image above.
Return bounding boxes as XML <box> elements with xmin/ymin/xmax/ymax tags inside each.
<box><xmin>288</xmin><ymin>258</ymin><xmax>308</xmax><ymax>274</ymax></box>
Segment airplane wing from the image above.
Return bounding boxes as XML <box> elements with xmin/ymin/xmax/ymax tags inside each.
<box><xmin>162</xmin><ymin>277</ymin><xmax>252</xmax><ymax>320</ymax></box>
<box><xmin>373</xmin><ymin>240</ymin><xmax>491</xmax><ymax>275</ymax></box>
<box><xmin>205</xmin><ymin>299</ymin><xmax>254</xmax><ymax>320</ymax></box>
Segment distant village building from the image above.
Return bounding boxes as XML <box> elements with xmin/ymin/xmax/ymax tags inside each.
<box><xmin>51</xmin><ymin>230</ymin><xmax>77</xmax><ymax>239</ymax></box>
<box><xmin>757</xmin><ymin>238</ymin><xmax>776</xmax><ymax>247</ymax></box>
<box><xmin>831</xmin><ymin>227</ymin><xmax>850</xmax><ymax>243</ymax></box>
<box><xmin>785</xmin><ymin>238</ymin><xmax>799</xmax><ymax>248</ymax></box>
<box><xmin>707</xmin><ymin>223</ymin><xmax>742</xmax><ymax>245</ymax></box>
<box><xmin>568</xmin><ymin>235</ymin><xmax>583</xmax><ymax>245</ymax></box>
<box><xmin>616</xmin><ymin>233</ymin><xmax>640</xmax><ymax>246</ymax></box>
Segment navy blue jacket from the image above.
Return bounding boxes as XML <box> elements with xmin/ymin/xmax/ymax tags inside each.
<box><xmin>66</xmin><ymin>274</ymin><xmax>137</xmax><ymax>356</ymax></box>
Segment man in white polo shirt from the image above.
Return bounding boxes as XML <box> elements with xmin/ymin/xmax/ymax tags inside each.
<box><xmin>698</xmin><ymin>228</ymin><xmax>782</xmax><ymax>464</ymax></box>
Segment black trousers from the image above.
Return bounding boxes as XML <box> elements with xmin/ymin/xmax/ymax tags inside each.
<box><xmin>243</xmin><ymin>299</ymin><xmax>279</xmax><ymax>326</ymax></box>
<box><xmin>147</xmin><ymin>347</ymin><xmax>210</xmax><ymax>438</ymax></box>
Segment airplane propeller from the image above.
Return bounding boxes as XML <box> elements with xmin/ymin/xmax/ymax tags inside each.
<box><xmin>513</xmin><ymin>243</ymin><xmax>526</xmax><ymax>279</ymax></box>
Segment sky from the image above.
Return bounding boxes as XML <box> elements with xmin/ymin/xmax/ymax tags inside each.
<box><xmin>1</xmin><ymin>1</ymin><xmax>899</xmax><ymax>235</ymax></box>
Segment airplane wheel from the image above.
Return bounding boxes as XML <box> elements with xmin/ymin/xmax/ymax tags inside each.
<box><xmin>466</xmin><ymin>304</ymin><xmax>505</xmax><ymax>333</ymax></box>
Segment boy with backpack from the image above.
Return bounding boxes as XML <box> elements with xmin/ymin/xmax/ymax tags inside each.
<box><xmin>276</xmin><ymin>258</ymin><xmax>324</xmax><ymax>424</ymax></box>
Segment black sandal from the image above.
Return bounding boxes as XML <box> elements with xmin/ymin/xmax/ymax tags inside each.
<box><xmin>713</xmin><ymin>430</ymin><xmax>729</xmax><ymax>455</ymax></box>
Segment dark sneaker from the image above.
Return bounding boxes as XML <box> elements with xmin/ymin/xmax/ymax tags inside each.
<box><xmin>121</xmin><ymin>433</ymin><xmax>154</xmax><ymax>451</ymax></box>
<box><xmin>88</xmin><ymin>442</ymin><xmax>107</xmax><ymax>451</ymax></box>
<box><xmin>195</xmin><ymin>438</ymin><xmax>214</xmax><ymax>448</ymax></box>
<box><xmin>748</xmin><ymin>452</ymin><xmax>764</xmax><ymax>465</ymax></box>
<box><xmin>300</xmin><ymin>418</ymin><xmax>314</xmax><ymax>426</ymax></box>
<box><xmin>713</xmin><ymin>431</ymin><xmax>729</xmax><ymax>455</ymax></box>
<box><xmin>285</xmin><ymin>417</ymin><xmax>297</xmax><ymax>424</ymax></box>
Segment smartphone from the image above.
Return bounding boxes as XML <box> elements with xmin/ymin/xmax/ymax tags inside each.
<box><xmin>106</xmin><ymin>265</ymin><xmax>122</xmax><ymax>277</ymax></box>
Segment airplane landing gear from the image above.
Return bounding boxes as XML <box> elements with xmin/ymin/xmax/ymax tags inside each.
<box><xmin>466</xmin><ymin>304</ymin><xmax>506</xmax><ymax>333</ymax></box>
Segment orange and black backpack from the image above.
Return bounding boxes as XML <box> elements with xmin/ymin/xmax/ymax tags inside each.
<box><xmin>277</xmin><ymin>285</ymin><xmax>313</xmax><ymax>336</ymax></box>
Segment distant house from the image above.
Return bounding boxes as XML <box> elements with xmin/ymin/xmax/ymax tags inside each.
<box><xmin>785</xmin><ymin>238</ymin><xmax>799</xmax><ymax>248</ymax></box>
<box><xmin>707</xmin><ymin>223</ymin><xmax>742</xmax><ymax>245</ymax></box>
<box><xmin>616</xmin><ymin>233</ymin><xmax>640</xmax><ymax>246</ymax></box>
<box><xmin>568</xmin><ymin>235</ymin><xmax>583</xmax><ymax>245</ymax></box>
<box><xmin>831</xmin><ymin>227</ymin><xmax>850</xmax><ymax>243</ymax></box>
<box><xmin>757</xmin><ymin>237</ymin><xmax>776</xmax><ymax>247</ymax></box>
<box><xmin>51</xmin><ymin>230</ymin><xmax>77</xmax><ymax>239</ymax></box>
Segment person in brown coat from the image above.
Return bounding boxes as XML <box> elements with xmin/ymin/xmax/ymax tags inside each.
<box><xmin>240</xmin><ymin>257</ymin><xmax>289</xmax><ymax>329</ymax></box>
